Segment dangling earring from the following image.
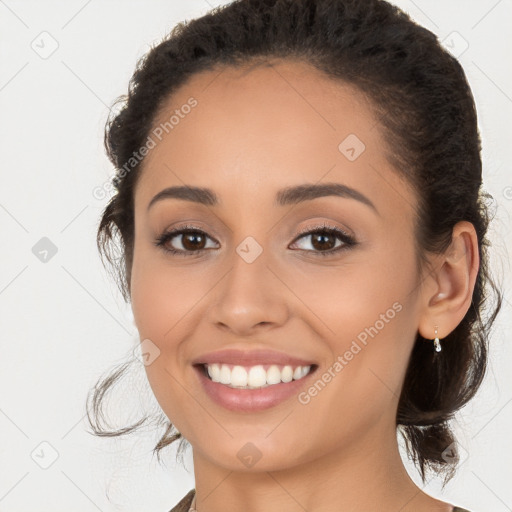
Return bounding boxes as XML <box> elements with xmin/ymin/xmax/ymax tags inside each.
<box><xmin>433</xmin><ymin>325</ymin><xmax>441</xmax><ymax>353</ymax></box>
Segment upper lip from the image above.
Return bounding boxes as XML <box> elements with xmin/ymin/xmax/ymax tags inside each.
<box><xmin>192</xmin><ymin>348</ymin><xmax>317</xmax><ymax>367</ymax></box>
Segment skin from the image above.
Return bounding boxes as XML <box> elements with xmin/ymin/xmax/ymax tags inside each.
<box><xmin>129</xmin><ymin>59</ymin><xmax>479</xmax><ymax>512</ymax></box>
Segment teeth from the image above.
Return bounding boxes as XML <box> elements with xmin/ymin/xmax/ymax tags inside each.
<box><xmin>205</xmin><ymin>363</ymin><xmax>313</xmax><ymax>389</ymax></box>
<box><xmin>267</xmin><ymin>365</ymin><xmax>282</xmax><ymax>385</ymax></box>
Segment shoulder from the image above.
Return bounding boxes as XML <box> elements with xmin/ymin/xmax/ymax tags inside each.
<box><xmin>167</xmin><ymin>488</ymin><xmax>195</xmax><ymax>512</ymax></box>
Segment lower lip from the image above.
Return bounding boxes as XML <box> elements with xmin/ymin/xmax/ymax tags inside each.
<box><xmin>193</xmin><ymin>365</ymin><xmax>317</xmax><ymax>412</ymax></box>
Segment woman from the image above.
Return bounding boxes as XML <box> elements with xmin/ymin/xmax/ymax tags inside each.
<box><xmin>87</xmin><ymin>0</ymin><xmax>503</xmax><ymax>510</ymax></box>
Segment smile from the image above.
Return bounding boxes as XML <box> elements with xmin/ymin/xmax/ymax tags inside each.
<box><xmin>203</xmin><ymin>363</ymin><xmax>314</xmax><ymax>389</ymax></box>
<box><xmin>194</xmin><ymin>363</ymin><xmax>319</xmax><ymax>412</ymax></box>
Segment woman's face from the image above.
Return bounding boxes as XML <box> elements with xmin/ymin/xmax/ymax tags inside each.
<box><xmin>130</xmin><ymin>60</ymin><xmax>428</xmax><ymax>471</ymax></box>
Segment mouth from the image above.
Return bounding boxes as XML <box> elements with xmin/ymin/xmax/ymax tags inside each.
<box><xmin>194</xmin><ymin>362</ymin><xmax>318</xmax><ymax>389</ymax></box>
<box><xmin>191</xmin><ymin>349</ymin><xmax>320</xmax><ymax>412</ymax></box>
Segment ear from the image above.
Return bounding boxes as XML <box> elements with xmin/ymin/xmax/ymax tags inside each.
<box><xmin>417</xmin><ymin>221</ymin><xmax>480</xmax><ymax>342</ymax></box>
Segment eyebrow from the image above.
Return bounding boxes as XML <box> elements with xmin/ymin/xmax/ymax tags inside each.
<box><xmin>147</xmin><ymin>182</ymin><xmax>378</xmax><ymax>214</ymax></box>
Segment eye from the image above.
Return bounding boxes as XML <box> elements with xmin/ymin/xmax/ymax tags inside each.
<box><xmin>154</xmin><ymin>224</ymin><xmax>218</xmax><ymax>257</ymax></box>
<box><xmin>289</xmin><ymin>222</ymin><xmax>357</xmax><ymax>257</ymax></box>
<box><xmin>154</xmin><ymin>222</ymin><xmax>357</xmax><ymax>257</ymax></box>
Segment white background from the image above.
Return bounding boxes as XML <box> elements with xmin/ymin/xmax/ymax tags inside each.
<box><xmin>0</xmin><ymin>1</ymin><xmax>511</xmax><ymax>511</ymax></box>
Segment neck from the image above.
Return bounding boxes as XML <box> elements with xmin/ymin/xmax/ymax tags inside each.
<box><xmin>191</xmin><ymin>421</ymin><xmax>452</xmax><ymax>512</ymax></box>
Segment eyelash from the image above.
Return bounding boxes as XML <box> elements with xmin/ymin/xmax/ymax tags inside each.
<box><xmin>154</xmin><ymin>222</ymin><xmax>357</xmax><ymax>258</ymax></box>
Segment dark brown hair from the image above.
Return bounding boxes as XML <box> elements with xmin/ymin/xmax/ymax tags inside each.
<box><xmin>86</xmin><ymin>0</ymin><xmax>503</xmax><ymax>485</ymax></box>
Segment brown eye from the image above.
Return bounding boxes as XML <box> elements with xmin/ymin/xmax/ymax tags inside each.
<box><xmin>180</xmin><ymin>231</ymin><xmax>207</xmax><ymax>251</ymax></box>
<box><xmin>154</xmin><ymin>223</ymin><xmax>357</xmax><ymax>257</ymax></box>
<box><xmin>154</xmin><ymin>226</ymin><xmax>218</xmax><ymax>256</ymax></box>
<box><xmin>290</xmin><ymin>224</ymin><xmax>357</xmax><ymax>257</ymax></box>
<box><xmin>310</xmin><ymin>232</ymin><xmax>337</xmax><ymax>251</ymax></box>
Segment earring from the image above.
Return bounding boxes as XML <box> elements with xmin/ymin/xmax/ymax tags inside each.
<box><xmin>433</xmin><ymin>326</ymin><xmax>441</xmax><ymax>353</ymax></box>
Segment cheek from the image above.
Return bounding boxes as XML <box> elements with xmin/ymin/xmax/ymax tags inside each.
<box><xmin>130</xmin><ymin>254</ymin><xmax>202</xmax><ymax>423</ymax></box>
<box><xmin>323</xmin><ymin>298</ymin><xmax>414</xmax><ymax>397</ymax></box>
<box><xmin>302</xmin><ymin>243</ymin><xmax>419</xmax><ymax>402</ymax></box>
<box><xmin>297</xmin><ymin>242</ymin><xmax>416</xmax><ymax>336</ymax></box>
<box><xmin>129</xmin><ymin>222</ymin><xmax>230</xmax><ymax>433</ymax></box>
<box><xmin>130</xmin><ymin>245</ymin><xmax>207</xmax><ymax>341</ymax></box>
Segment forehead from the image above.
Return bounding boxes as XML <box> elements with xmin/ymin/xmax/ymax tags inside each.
<box><xmin>134</xmin><ymin>59</ymin><xmax>414</xmax><ymax>219</ymax></box>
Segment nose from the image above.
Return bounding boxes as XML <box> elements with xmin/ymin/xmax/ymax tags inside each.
<box><xmin>207</xmin><ymin>247</ymin><xmax>289</xmax><ymax>336</ymax></box>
